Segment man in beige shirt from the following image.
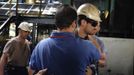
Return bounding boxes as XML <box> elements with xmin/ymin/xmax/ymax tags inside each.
<box><xmin>0</xmin><ymin>22</ymin><xmax>32</xmax><ymax>75</ymax></box>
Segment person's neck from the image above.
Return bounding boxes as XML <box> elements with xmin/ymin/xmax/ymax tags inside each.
<box><xmin>58</xmin><ymin>28</ymin><xmax>74</xmax><ymax>33</ymax></box>
<box><xmin>17</xmin><ymin>35</ymin><xmax>25</xmax><ymax>41</ymax></box>
<box><xmin>78</xmin><ymin>28</ymin><xmax>87</xmax><ymax>38</ymax></box>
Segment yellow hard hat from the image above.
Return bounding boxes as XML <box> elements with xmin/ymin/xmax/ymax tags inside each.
<box><xmin>77</xmin><ymin>3</ymin><xmax>101</xmax><ymax>22</ymax></box>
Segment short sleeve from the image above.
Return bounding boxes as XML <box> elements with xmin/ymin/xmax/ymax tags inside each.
<box><xmin>29</xmin><ymin>45</ymin><xmax>41</xmax><ymax>70</ymax></box>
<box><xmin>3</xmin><ymin>39</ymin><xmax>15</xmax><ymax>55</ymax></box>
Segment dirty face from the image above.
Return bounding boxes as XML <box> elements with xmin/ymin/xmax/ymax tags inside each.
<box><xmin>19</xmin><ymin>29</ymin><xmax>30</xmax><ymax>39</ymax></box>
<box><xmin>90</xmin><ymin>22</ymin><xmax>100</xmax><ymax>35</ymax></box>
<box><xmin>83</xmin><ymin>19</ymin><xmax>100</xmax><ymax>35</ymax></box>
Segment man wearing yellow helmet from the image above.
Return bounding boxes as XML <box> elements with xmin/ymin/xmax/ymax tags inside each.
<box><xmin>76</xmin><ymin>3</ymin><xmax>107</xmax><ymax>75</ymax></box>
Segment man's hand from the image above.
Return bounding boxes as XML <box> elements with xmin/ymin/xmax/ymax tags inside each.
<box><xmin>86</xmin><ymin>66</ymin><xmax>92</xmax><ymax>75</ymax></box>
<box><xmin>35</xmin><ymin>69</ymin><xmax>47</xmax><ymax>75</ymax></box>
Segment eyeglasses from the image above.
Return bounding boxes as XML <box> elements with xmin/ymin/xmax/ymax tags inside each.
<box><xmin>86</xmin><ymin>18</ymin><xmax>98</xmax><ymax>27</ymax></box>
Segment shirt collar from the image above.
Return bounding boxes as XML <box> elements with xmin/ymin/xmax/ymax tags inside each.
<box><xmin>50</xmin><ymin>31</ymin><xmax>75</xmax><ymax>38</ymax></box>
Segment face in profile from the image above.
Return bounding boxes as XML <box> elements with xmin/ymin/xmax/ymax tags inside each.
<box><xmin>92</xmin><ymin>24</ymin><xmax>100</xmax><ymax>35</ymax></box>
<box><xmin>84</xmin><ymin>20</ymin><xmax>100</xmax><ymax>35</ymax></box>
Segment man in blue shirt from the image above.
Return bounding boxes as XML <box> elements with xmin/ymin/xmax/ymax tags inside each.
<box><xmin>28</xmin><ymin>4</ymin><xmax>100</xmax><ymax>75</ymax></box>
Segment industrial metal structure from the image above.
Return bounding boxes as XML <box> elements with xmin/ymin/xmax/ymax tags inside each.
<box><xmin>0</xmin><ymin>0</ymin><xmax>61</xmax><ymax>51</ymax></box>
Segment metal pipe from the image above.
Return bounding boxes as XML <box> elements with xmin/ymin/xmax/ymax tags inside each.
<box><xmin>16</xmin><ymin>0</ymin><xmax>18</xmax><ymax>16</ymax></box>
<box><xmin>39</xmin><ymin>0</ymin><xmax>42</xmax><ymax>17</ymax></box>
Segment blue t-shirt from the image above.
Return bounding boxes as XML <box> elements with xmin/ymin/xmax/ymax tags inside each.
<box><xmin>29</xmin><ymin>32</ymin><xmax>100</xmax><ymax>75</ymax></box>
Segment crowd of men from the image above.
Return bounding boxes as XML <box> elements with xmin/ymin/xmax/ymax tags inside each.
<box><xmin>0</xmin><ymin>2</ymin><xmax>106</xmax><ymax>75</ymax></box>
